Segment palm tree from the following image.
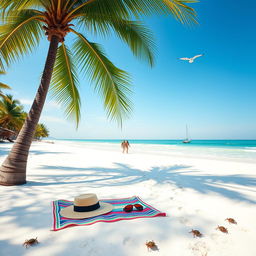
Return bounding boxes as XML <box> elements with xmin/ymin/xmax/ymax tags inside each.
<box><xmin>0</xmin><ymin>0</ymin><xmax>197</xmax><ymax>185</ymax></box>
<box><xmin>0</xmin><ymin>70</ymin><xmax>11</xmax><ymax>99</ymax></box>
<box><xmin>34</xmin><ymin>123</ymin><xmax>49</xmax><ymax>140</ymax></box>
<box><xmin>0</xmin><ymin>94</ymin><xmax>24</xmax><ymax>131</ymax></box>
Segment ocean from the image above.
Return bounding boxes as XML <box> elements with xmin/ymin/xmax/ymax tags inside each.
<box><xmin>56</xmin><ymin>139</ymin><xmax>256</xmax><ymax>163</ymax></box>
<box><xmin>57</xmin><ymin>139</ymin><xmax>256</xmax><ymax>147</ymax></box>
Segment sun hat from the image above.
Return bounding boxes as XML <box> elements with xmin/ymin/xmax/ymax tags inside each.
<box><xmin>60</xmin><ymin>193</ymin><xmax>113</xmax><ymax>219</ymax></box>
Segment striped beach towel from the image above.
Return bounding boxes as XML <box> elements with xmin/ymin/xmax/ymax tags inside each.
<box><xmin>52</xmin><ymin>196</ymin><xmax>166</xmax><ymax>231</ymax></box>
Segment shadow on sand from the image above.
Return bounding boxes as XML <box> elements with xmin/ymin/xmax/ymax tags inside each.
<box><xmin>26</xmin><ymin>162</ymin><xmax>256</xmax><ymax>204</ymax></box>
<box><xmin>1</xmin><ymin>161</ymin><xmax>255</xmax><ymax>255</ymax></box>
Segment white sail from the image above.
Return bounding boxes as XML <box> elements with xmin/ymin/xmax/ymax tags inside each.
<box><xmin>183</xmin><ymin>125</ymin><xmax>191</xmax><ymax>143</ymax></box>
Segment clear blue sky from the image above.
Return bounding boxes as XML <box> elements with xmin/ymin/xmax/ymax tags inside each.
<box><xmin>1</xmin><ymin>0</ymin><xmax>256</xmax><ymax>139</ymax></box>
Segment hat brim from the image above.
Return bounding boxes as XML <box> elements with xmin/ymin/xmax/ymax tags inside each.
<box><xmin>60</xmin><ymin>202</ymin><xmax>113</xmax><ymax>219</ymax></box>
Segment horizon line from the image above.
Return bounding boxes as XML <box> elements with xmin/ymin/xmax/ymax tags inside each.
<box><xmin>48</xmin><ymin>138</ymin><xmax>256</xmax><ymax>141</ymax></box>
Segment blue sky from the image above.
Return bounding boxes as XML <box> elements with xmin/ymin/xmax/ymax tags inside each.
<box><xmin>1</xmin><ymin>0</ymin><xmax>256</xmax><ymax>139</ymax></box>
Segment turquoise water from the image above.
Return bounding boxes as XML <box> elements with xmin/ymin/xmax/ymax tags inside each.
<box><xmin>55</xmin><ymin>139</ymin><xmax>256</xmax><ymax>163</ymax></box>
<box><xmin>58</xmin><ymin>139</ymin><xmax>256</xmax><ymax>148</ymax></box>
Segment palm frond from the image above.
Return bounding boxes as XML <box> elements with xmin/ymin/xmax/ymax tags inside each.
<box><xmin>0</xmin><ymin>94</ymin><xmax>24</xmax><ymax>130</ymax></box>
<box><xmin>0</xmin><ymin>9</ymin><xmax>44</xmax><ymax>67</ymax></box>
<box><xmin>0</xmin><ymin>70</ymin><xmax>11</xmax><ymax>93</ymax></box>
<box><xmin>163</xmin><ymin>0</ymin><xmax>198</xmax><ymax>25</ymax></box>
<box><xmin>0</xmin><ymin>82</ymin><xmax>11</xmax><ymax>90</ymax></box>
<box><xmin>0</xmin><ymin>0</ymin><xmax>45</xmax><ymax>10</ymax></box>
<box><xmin>71</xmin><ymin>0</ymin><xmax>197</xmax><ymax>24</ymax></box>
<box><xmin>78</xmin><ymin>17</ymin><xmax>155</xmax><ymax>66</ymax></box>
<box><xmin>69</xmin><ymin>0</ymin><xmax>131</xmax><ymax>20</ymax></box>
<box><xmin>0</xmin><ymin>59</ymin><xmax>5</xmax><ymax>71</ymax></box>
<box><xmin>50</xmin><ymin>43</ymin><xmax>81</xmax><ymax>126</ymax></box>
<box><xmin>35</xmin><ymin>123</ymin><xmax>49</xmax><ymax>139</ymax></box>
<box><xmin>105</xmin><ymin>20</ymin><xmax>156</xmax><ymax>66</ymax></box>
<box><xmin>72</xmin><ymin>30</ymin><xmax>132</xmax><ymax>126</ymax></box>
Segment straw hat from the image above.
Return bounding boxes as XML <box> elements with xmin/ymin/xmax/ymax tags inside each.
<box><xmin>60</xmin><ymin>193</ymin><xmax>113</xmax><ymax>219</ymax></box>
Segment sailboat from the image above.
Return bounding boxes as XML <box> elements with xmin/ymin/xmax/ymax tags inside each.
<box><xmin>182</xmin><ymin>125</ymin><xmax>191</xmax><ymax>143</ymax></box>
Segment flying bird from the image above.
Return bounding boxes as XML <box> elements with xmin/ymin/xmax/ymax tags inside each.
<box><xmin>179</xmin><ymin>54</ymin><xmax>204</xmax><ymax>63</ymax></box>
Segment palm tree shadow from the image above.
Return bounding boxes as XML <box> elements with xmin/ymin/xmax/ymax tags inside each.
<box><xmin>29</xmin><ymin>150</ymin><xmax>68</xmax><ymax>155</ymax></box>
<box><xmin>27</xmin><ymin>162</ymin><xmax>256</xmax><ymax>204</ymax></box>
<box><xmin>0</xmin><ymin>146</ymin><xmax>12</xmax><ymax>156</ymax></box>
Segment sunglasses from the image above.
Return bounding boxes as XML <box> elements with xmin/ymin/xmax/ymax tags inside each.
<box><xmin>123</xmin><ymin>204</ymin><xmax>144</xmax><ymax>212</ymax></box>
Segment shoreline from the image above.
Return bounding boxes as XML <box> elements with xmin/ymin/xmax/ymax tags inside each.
<box><xmin>51</xmin><ymin>139</ymin><xmax>256</xmax><ymax>164</ymax></box>
<box><xmin>52</xmin><ymin>138</ymin><xmax>256</xmax><ymax>147</ymax></box>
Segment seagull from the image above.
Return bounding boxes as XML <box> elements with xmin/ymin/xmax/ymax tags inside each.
<box><xmin>179</xmin><ymin>54</ymin><xmax>204</xmax><ymax>63</ymax></box>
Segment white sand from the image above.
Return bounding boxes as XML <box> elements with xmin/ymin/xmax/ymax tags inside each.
<box><xmin>0</xmin><ymin>141</ymin><xmax>256</xmax><ymax>256</ymax></box>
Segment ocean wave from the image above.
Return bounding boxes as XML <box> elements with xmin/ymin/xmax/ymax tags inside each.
<box><xmin>243</xmin><ymin>149</ymin><xmax>256</xmax><ymax>153</ymax></box>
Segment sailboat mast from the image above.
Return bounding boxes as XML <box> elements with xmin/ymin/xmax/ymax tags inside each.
<box><xmin>183</xmin><ymin>125</ymin><xmax>191</xmax><ymax>143</ymax></box>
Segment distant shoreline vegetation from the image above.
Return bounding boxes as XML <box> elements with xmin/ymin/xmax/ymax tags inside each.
<box><xmin>0</xmin><ymin>94</ymin><xmax>49</xmax><ymax>141</ymax></box>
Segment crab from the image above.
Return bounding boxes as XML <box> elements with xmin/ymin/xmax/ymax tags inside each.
<box><xmin>145</xmin><ymin>240</ymin><xmax>158</xmax><ymax>251</ymax></box>
<box><xmin>189</xmin><ymin>229</ymin><xmax>203</xmax><ymax>238</ymax></box>
<box><xmin>225</xmin><ymin>218</ymin><xmax>237</xmax><ymax>224</ymax></box>
<box><xmin>23</xmin><ymin>237</ymin><xmax>39</xmax><ymax>248</ymax></box>
<box><xmin>216</xmin><ymin>226</ymin><xmax>228</xmax><ymax>233</ymax></box>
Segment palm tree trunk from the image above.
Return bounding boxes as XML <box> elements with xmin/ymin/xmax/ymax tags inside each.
<box><xmin>0</xmin><ymin>35</ymin><xmax>59</xmax><ymax>186</ymax></box>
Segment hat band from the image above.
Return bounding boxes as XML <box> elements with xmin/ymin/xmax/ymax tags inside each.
<box><xmin>73</xmin><ymin>202</ymin><xmax>100</xmax><ymax>212</ymax></box>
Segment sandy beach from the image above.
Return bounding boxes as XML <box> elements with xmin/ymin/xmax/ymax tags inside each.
<box><xmin>0</xmin><ymin>140</ymin><xmax>256</xmax><ymax>256</ymax></box>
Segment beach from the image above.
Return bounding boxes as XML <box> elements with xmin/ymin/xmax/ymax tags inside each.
<box><xmin>0</xmin><ymin>140</ymin><xmax>256</xmax><ymax>256</ymax></box>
